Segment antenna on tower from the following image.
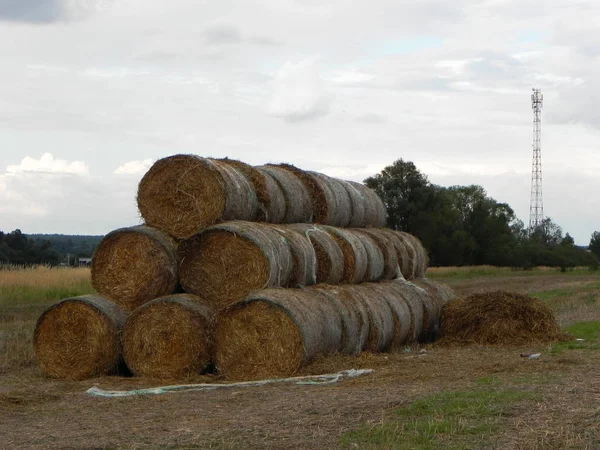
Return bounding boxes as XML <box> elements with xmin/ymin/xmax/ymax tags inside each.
<box><xmin>529</xmin><ymin>88</ymin><xmax>544</xmax><ymax>232</ymax></box>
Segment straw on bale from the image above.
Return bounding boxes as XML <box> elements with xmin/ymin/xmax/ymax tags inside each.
<box><xmin>399</xmin><ymin>232</ymin><xmax>427</xmax><ymax>278</ymax></box>
<box><xmin>321</xmin><ymin>226</ymin><xmax>368</xmax><ymax>284</ymax></box>
<box><xmin>413</xmin><ymin>278</ymin><xmax>456</xmax><ymax>307</ymax></box>
<box><xmin>352</xmin><ymin>285</ymin><xmax>395</xmax><ymax>352</ymax></box>
<box><xmin>366</xmin><ymin>282</ymin><xmax>412</xmax><ymax>349</ymax></box>
<box><xmin>355</xmin><ymin>228</ymin><xmax>401</xmax><ymax>279</ymax></box>
<box><xmin>289</xmin><ymin>224</ymin><xmax>344</xmax><ymax>284</ymax></box>
<box><xmin>179</xmin><ymin>221</ymin><xmax>293</xmax><ymax>310</ymax></box>
<box><xmin>439</xmin><ymin>291</ymin><xmax>569</xmax><ymax>346</ymax></box>
<box><xmin>356</xmin><ymin>232</ymin><xmax>385</xmax><ymax>282</ymax></box>
<box><xmin>122</xmin><ymin>294</ymin><xmax>215</xmax><ymax>379</ymax></box>
<box><xmin>377</xmin><ymin>229</ymin><xmax>409</xmax><ymax>280</ymax></box>
<box><xmin>269</xmin><ymin>225</ymin><xmax>317</xmax><ymax>286</ymax></box>
<box><xmin>91</xmin><ymin>225</ymin><xmax>178</xmax><ymax>311</ymax></box>
<box><xmin>274</xmin><ymin>165</ymin><xmax>352</xmax><ymax>227</ymax></box>
<box><xmin>137</xmin><ymin>155</ymin><xmax>259</xmax><ymax>239</ymax></box>
<box><xmin>347</xmin><ymin>181</ymin><xmax>387</xmax><ymax>227</ymax></box>
<box><xmin>388</xmin><ymin>280</ymin><xmax>424</xmax><ymax>343</ymax></box>
<box><xmin>215</xmin><ymin>288</ymin><xmax>343</xmax><ymax>380</ymax></box>
<box><xmin>218</xmin><ymin>158</ymin><xmax>286</xmax><ymax>223</ymax></box>
<box><xmin>341</xmin><ymin>180</ymin><xmax>366</xmax><ymax>227</ymax></box>
<box><xmin>405</xmin><ymin>281</ymin><xmax>440</xmax><ymax>342</ymax></box>
<box><xmin>313</xmin><ymin>284</ymin><xmax>369</xmax><ymax>354</ymax></box>
<box><xmin>34</xmin><ymin>295</ymin><xmax>127</xmax><ymax>380</ymax></box>
<box><xmin>256</xmin><ymin>165</ymin><xmax>313</xmax><ymax>223</ymax></box>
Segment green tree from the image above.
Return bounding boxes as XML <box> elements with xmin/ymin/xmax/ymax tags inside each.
<box><xmin>590</xmin><ymin>231</ymin><xmax>600</xmax><ymax>260</ymax></box>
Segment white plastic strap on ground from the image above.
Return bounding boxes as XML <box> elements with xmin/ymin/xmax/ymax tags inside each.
<box><xmin>86</xmin><ymin>369</ymin><xmax>374</xmax><ymax>398</ymax></box>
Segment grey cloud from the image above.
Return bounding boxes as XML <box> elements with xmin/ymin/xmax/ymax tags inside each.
<box><xmin>0</xmin><ymin>0</ymin><xmax>63</xmax><ymax>23</ymax></box>
<box><xmin>356</xmin><ymin>113</ymin><xmax>387</xmax><ymax>124</ymax></box>
<box><xmin>203</xmin><ymin>24</ymin><xmax>280</xmax><ymax>47</ymax></box>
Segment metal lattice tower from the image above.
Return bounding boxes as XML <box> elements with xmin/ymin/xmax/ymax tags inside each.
<box><xmin>529</xmin><ymin>88</ymin><xmax>544</xmax><ymax>230</ymax></box>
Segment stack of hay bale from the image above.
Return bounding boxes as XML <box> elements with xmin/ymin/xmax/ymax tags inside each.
<box><xmin>34</xmin><ymin>155</ymin><xmax>455</xmax><ymax>381</ymax></box>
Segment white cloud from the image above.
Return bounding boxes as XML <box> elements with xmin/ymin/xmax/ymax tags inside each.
<box><xmin>6</xmin><ymin>153</ymin><xmax>88</xmax><ymax>176</ymax></box>
<box><xmin>267</xmin><ymin>58</ymin><xmax>331</xmax><ymax>121</ymax></box>
<box><xmin>114</xmin><ymin>159</ymin><xmax>154</xmax><ymax>175</ymax></box>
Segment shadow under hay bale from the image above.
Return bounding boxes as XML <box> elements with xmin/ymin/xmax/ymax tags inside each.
<box><xmin>137</xmin><ymin>155</ymin><xmax>258</xmax><ymax>239</ymax></box>
<box><xmin>34</xmin><ymin>295</ymin><xmax>127</xmax><ymax>380</ymax></box>
<box><xmin>256</xmin><ymin>165</ymin><xmax>313</xmax><ymax>223</ymax></box>
<box><xmin>438</xmin><ymin>291</ymin><xmax>569</xmax><ymax>346</ymax></box>
<box><xmin>215</xmin><ymin>288</ymin><xmax>343</xmax><ymax>380</ymax></box>
<box><xmin>269</xmin><ymin>225</ymin><xmax>317</xmax><ymax>287</ymax></box>
<box><xmin>322</xmin><ymin>226</ymin><xmax>368</xmax><ymax>284</ymax></box>
<box><xmin>91</xmin><ymin>225</ymin><xmax>178</xmax><ymax>311</ymax></box>
<box><xmin>355</xmin><ymin>228</ymin><xmax>401</xmax><ymax>280</ymax></box>
<box><xmin>219</xmin><ymin>159</ymin><xmax>286</xmax><ymax>223</ymax></box>
<box><xmin>122</xmin><ymin>294</ymin><xmax>215</xmax><ymax>379</ymax></box>
<box><xmin>179</xmin><ymin>221</ymin><xmax>293</xmax><ymax>310</ymax></box>
<box><xmin>289</xmin><ymin>224</ymin><xmax>344</xmax><ymax>284</ymax></box>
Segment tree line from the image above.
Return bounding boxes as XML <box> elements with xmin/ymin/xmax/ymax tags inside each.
<box><xmin>365</xmin><ymin>159</ymin><xmax>600</xmax><ymax>270</ymax></box>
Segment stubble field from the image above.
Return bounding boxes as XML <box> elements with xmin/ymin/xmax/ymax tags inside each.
<box><xmin>1</xmin><ymin>265</ymin><xmax>599</xmax><ymax>449</ymax></box>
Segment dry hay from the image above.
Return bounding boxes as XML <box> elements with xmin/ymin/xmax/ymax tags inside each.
<box><xmin>122</xmin><ymin>294</ymin><xmax>215</xmax><ymax>379</ymax></box>
<box><xmin>269</xmin><ymin>225</ymin><xmax>317</xmax><ymax>286</ymax></box>
<box><xmin>218</xmin><ymin>158</ymin><xmax>286</xmax><ymax>223</ymax></box>
<box><xmin>289</xmin><ymin>224</ymin><xmax>344</xmax><ymax>284</ymax></box>
<box><xmin>256</xmin><ymin>165</ymin><xmax>313</xmax><ymax>223</ymax></box>
<box><xmin>341</xmin><ymin>180</ymin><xmax>366</xmax><ymax>227</ymax></box>
<box><xmin>313</xmin><ymin>284</ymin><xmax>369</xmax><ymax>354</ymax></box>
<box><xmin>404</xmin><ymin>281</ymin><xmax>444</xmax><ymax>342</ymax></box>
<box><xmin>91</xmin><ymin>225</ymin><xmax>178</xmax><ymax>311</ymax></box>
<box><xmin>412</xmin><ymin>278</ymin><xmax>457</xmax><ymax>307</ymax></box>
<box><xmin>388</xmin><ymin>280</ymin><xmax>424</xmax><ymax>343</ymax></box>
<box><xmin>398</xmin><ymin>232</ymin><xmax>428</xmax><ymax>278</ymax></box>
<box><xmin>34</xmin><ymin>295</ymin><xmax>127</xmax><ymax>380</ymax></box>
<box><xmin>179</xmin><ymin>221</ymin><xmax>293</xmax><ymax>310</ymax></box>
<box><xmin>365</xmin><ymin>282</ymin><xmax>412</xmax><ymax>349</ymax></box>
<box><xmin>352</xmin><ymin>285</ymin><xmax>395</xmax><ymax>352</ymax></box>
<box><xmin>321</xmin><ymin>226</ymin><xmax>368</xmax><ymax>284</ymax></box>
<box><xmin>393</xmin><ymin>231</ymin><xmax>416</xmax><ymax>279</ymax></box>
<box><xmin>377</xmin><ymin>229</ymin><xmax>409</xmax><ymax>280</ymax></box>
<box><xmin>137</xmin><ymin>155</ymin><xmax>258</xmax><ymax>239</ymax></box>
<box><xmin>215</xmin><ymin>288</ymin><xmax>342</xmax><ymax>380</ymax></box>
<box><xmin>439</xmin><ymin>291</ymin><xmax>569</xmax><ymax>346</ymax></box>
<box><xmin>354</xmin><ymin>228</ymin><xmax>401</xmax><ymax>279</ymax></box>
<box><xmin>347</xmin><ymin>181</ymin><xmax>387</xmax><ymax>227</ymax></box>
<box><xmin>355</xmin><ymin>231</ymin><xmax>385</xmax><ymax>282</ymax></box>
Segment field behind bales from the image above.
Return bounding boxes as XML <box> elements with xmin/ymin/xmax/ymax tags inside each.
<box><xmin>1</xmin><ymin>265</ymin><xmax>600</xmax><ymax>449</ymax></box>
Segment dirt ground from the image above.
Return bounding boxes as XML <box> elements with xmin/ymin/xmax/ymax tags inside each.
<box><xmin>2</xmin><ymin>273</ymin><xmax>599</xmax><ymax>449</ymax></box>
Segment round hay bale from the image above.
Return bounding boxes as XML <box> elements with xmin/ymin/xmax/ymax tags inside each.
<box><xmin>341</xmin><ymin>180</ymin><xmax>366</xmax><ymax>227</ymax></box>
<box><xmin>289</xmin><ymin>224</ymin><xmax>344</xmax><ymax>284</ymax></box>
<box><xmin>366</xmin><ymin>282</ymin><xmax>412</xmax><ymax>349</ymax></box>
<box><xmin>122</xmin><ymin>294</ymin><xmax>214</xmax><ymax>379</ymax></box>
<box><xmin>352</xmin><ymin>285</ymin><xmax>395</xmax><ymax>352</ymax></box>
<box><xmin>394</xmin><ymin>231</ymin><xmax>416</xmax><ymax>279</ymax></box>
<box><xmin>256</xmin><ymin>165</ymin><xmax>313</xmax><ymax>223</ymax></box>
<box><xmin>91</xmin><ymin>226</ymin><xmax>178</xmax><ymax>311</ymax></box>
<box><xmin>137</xmin><ymin>155</ymin><xmax>259</xmax><ymax>239</ymax></box>
<box><xmin>376</xmin><ymin>229</ymin><xmax>409</xmax><ymax>280</ymax></box>
<box><xmin>348</xmin><ymin>181</ymin><xmax>386</xmax><ymax>227</ymax></box>
<box><xmin>355</xmin><ymin>228</ymin><xmax>401</xmax><ymax>279</ymax></box>
<box><xmin>399</xmin><ymin>232</ymin><xmax>427</xmax><ymax>278</ymax></box>
<box><xmin>218</xmin><ymin>159</ymin><xmax>286</xmax><ymax>223</ymax></box>
<box><xmin>405</xmin><ymin>281</ymin><xmax>440</xmax><ymax>342</ymax></box>
<box><xmin>179</xmin><ymin>221</ymin><xmax>293</xmax><ymax>310</ymax></box>
<box><xmin>439</xmin><ymin>291</ymin><xmax>568</xmax><ymax>346</ymax></box>
<box><xmin>215</xmin><ymin>288</ymin><xmax>343</xmax><ymax>380</ymax></box>
<box><xmin>313</xmin><ymin>284</ymin><xmax>369</xmax><ymax>353</ymax></box>
<box><xmin>34</xmin><ymin>295</ymin><xmax>127</xmax><ymax>380</ymax></box>
<box><xmin>356</xmin><ymin>232</ymin><xmax>385</xmax><ymax>282</ymax></box>
<box><xmin>321</xmin><ymin>226</ymin><xmax>368</xmax><ymax>284</ymax></box>
<box><xmin>388</xmin><ymin>280</ymin><xmax>425</xmax><ymax>344</ymax></box>
<box><xmin>269</xmin><ymin>225</ymin><xmax>317</xmax><ymax>286</ymax></box>
<box><xmin>412</xmin><ymin>278</ymin><xmax>456</xmax><ymax>308</ymax></box>
<box><xmin>275</xmin><ymin>165</ymin><xmax>352</xmax><ymax>226</ymax></box>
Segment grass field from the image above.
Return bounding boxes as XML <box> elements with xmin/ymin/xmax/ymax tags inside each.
<box><xmin>1</xmin><ymin>266</ymin><xmax>599</xmax><ymax>449</ymax></box>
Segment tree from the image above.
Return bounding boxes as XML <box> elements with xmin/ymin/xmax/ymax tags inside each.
<box><xmin>561</xmin><ymin>233</ymin><xmax>575</xmax><ymax>246</ymax></box>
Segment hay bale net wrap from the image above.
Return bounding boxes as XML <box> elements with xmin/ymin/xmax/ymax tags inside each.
<box><xmin>321</xmin><ymin>226</ymin><xmax>368</xmax><ymax>284</ymax></box>
<box><xmin>388</xmin><ymin>280</ymin><xmax>424</xmax><ymax>344</ymax></box>
<box><xmin>215</xmin><ymin>288</ymin><xmax>343</xmax><ymax>380</ymax></box>
<box><xmin>351</xmin><ymin>285</ymin><xmax>395</xmax><ymax>352</ymax></box>
<box><xmin>137</xmin><ymin>155</ymin><xmax>258</xmax><ymax>239</ymax></box>
<box><xmin>289</xmin><ymin>224</ymin><xmax>344</xmax><ymax>284</ymax></box>
<box><xmin>398</xmin><ymin>232</ymin><xmax>428</xmax><ymax>278</ymax></box>
<box><xmin>122</xmin><ymin>294</ymin><xmax>215</xmax><ymax>379</ymax></box>
<box><xmin>348</xmin><ymin>181</ymin><xmax>387</xmax><ymax>228</ymax></box>
<box><xmin>389</xmin><ymin>230</ymin><xmax>416</xmax><ymax>280</ymax></box>
<box><xmin>439</xmin><ymin>291</ymin><xmax>569</xmax><ymax>346</ymax></box>
<box><xmin>312</xmin><ymin>284</ymin><xmax>369</xmax><ymax>354</ymax></box>
<box><xmin>256</xmin><ymin>165</ymin><xmax>313</xmax><ymax>223</ymax></box>
<box><xmin>219</xmin><ymin>159</ymin><xmax>286</xmax><ymax>223</ymax></box>
<box><xmin>355</xmin><ymin>228</ymin><xmax>401</xmax><ymax>280</ymax></box>
<box><xmin>34</xmin><ymin>295</ymin><xmax>127</xmax><ymax>380</ymax></box>
<box><xmin>269</xmin><ymin>225</ymin><xmax>317</xmax><ymax>286</ymax></box>
<box><xmin>91</xmin><ymin>225</ymin><xmax>178</xmax><ymax>312</ymax></box>
<box><xmin>363</xmin><ymin>282</ymin><xmax>412</xmax><ymax>349</ymax></box>
<box><xmin>179</xmin><ymin>221</ymin><xmax>293</xmax><ymax>310</ymax></box>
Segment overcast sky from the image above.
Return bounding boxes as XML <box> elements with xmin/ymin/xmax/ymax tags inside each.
<box><xmin>1</xmin><ymin>0</ymin><xmax>598</xmax><ymax>244</ymax></box>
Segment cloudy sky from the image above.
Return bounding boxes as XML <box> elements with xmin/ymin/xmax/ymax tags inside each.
<box><xmin>1</xmin><ymin>0</ymin><xmax>598</xmax><ymax>244</ymax></box>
